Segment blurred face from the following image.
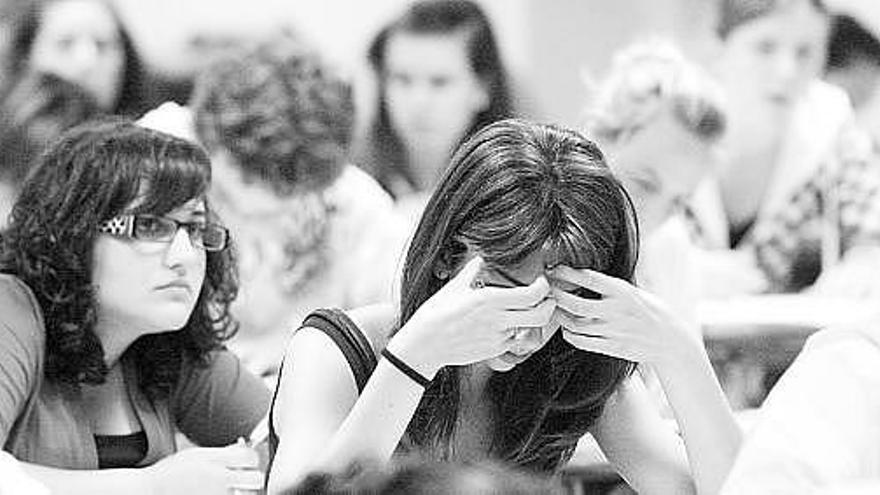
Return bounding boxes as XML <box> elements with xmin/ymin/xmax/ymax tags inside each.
<box><xmin>469</xmin><ymin>248</ymin><xmax>570</xmax><ymax>373</ymax></box>
<box><xmin>92</xmin><ymin>198</ymin><xmax>207</xmax><ymax>336</ymax></box>
<box><xmin>716</xmin><ymin>1</ymin><xmax>828</xmax><ymax>124</ymax></box>
<box><xmin>384</xmin><ymin>31</ymin><xmax>489</xmax><ymax>162</ymax></box>
<box><xmin>29</xmin><ymin>0</ymin><xmax>125</xmax><ymax>110</ymax></box>
<box><xmin>608</xmin><ymin>108</ymin><xmax>715</xmax><ymax>233</ymax></box>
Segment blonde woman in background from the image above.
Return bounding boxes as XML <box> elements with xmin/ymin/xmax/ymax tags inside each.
<box><xmin>585</xmin><ymin>40</ymin><xmax>727</xmax><ymax>329</ymax></box>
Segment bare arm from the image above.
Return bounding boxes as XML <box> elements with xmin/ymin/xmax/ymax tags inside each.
<box><xmin>267</xmin><ymin>326</ymin><xmax>427</xmax><ymax>494</ymax></box>
<box><xmin>19</xmin><ymin>463</ymin><xmax>151</xmax><ymax>495</ymax></box>
<box><xmin>18</xmin><ymin>442</ymin><xmax>259</xmax><ymax>495</ymax></box>
<box><xmin>591</xmin><ymin>376</ymin><xmax>694</xmax><ymax>495</ymax></box>
<box><xmin>268</xmin><ymin>257</ymin><xmax>555</xmax><ymax>493</ymax></box>
<box><xmin>554</xmin><ymin>266</ymin><xmax>741</xmax><ymax>494</ymax></box>
<box><xmin>652</xmin><ymin>334</ymin><xmax>741</xmax><ymax>494</ymax></box>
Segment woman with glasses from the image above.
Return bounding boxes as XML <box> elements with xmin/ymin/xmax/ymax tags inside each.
<box><xmin>0</xmin><ymin>119</ymin><xmax>270</xmax><ymax>494</ymax></box>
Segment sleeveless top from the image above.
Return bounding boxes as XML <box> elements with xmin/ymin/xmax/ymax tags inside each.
<box><xmin>266</xmin><ymin>308</ymin><xmax>378</xmax><ymax>474</ymax></box>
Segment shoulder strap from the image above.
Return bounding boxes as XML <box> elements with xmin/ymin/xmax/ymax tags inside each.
<box><xmin>303</xmin><ymin>308</ymin><xmax>378</xmax><ymax>391</ymax></box>
<box><xmin>267</xmin><ymin>308</ymin><xmax>378</xmax><ymax>475</ymax></box>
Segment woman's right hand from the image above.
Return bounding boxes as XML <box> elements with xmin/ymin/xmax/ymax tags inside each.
<box><xmin>143</xmin><ymin>443</ymin><xmax>262</xmax><ymax>495</ymax></box>
<box><xmin>388</xmin><ymin>256</ymin><xmax>555</xmax><ymax>377</ymax></box>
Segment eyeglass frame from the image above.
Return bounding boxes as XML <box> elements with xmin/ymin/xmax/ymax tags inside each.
<box><xmin>97</xmin><ymin>214</ymin><xmax>229</xmax><ymax>252</ymax></box>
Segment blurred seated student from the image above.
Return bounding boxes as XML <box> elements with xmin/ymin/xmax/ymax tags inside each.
<box><xmin>0</xmin><ymin>70</ymin><xmax>102</xmax><ymax>227</ymax></box>
<box><xmin>0</xmin><ymin>0</ymin><xmax>172</xmax><ymax>118</ymax></box>
<box><xmin>0</xmin><ymin>120</ymin><xmax>270</xmax><ymax>494</ymax></box>
<box><xmin>825</xmin><ymin>13</ymin><xmax>880</xmax><ymax>148</ymax></box>
<box><xmin>286</xmin><ymin>457</ymin><xmax>565</xmax><ymax>495</ymax></box>
<box><xmin>355</xmin><ymin>0</ymin><xmax>514</xmax><ymax>216</ymax></box>
<box><xmin>146</xmin><ymin>33</ymin><xmax>403</xmax><ymax>377</ymax></box>
<box><xmin>689</xmin><ymin>0</ymin><xmax>880</xmax><ymax>297</ymax></box>
<box><xmin>585</xmin><ymin>40</ymin><xmax>726</xmax><ymax>327</ymax></box>
<box><xmin>268</xmin><ymin>119</ymin><xmax>740</xmax><ymax>495</ymax></box>
<box><xmin>720</xmin><ymin>316</ymin><xmax>880</xmax><ymax>494</ymax></box>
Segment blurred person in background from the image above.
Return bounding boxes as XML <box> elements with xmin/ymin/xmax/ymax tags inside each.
<box><xmin>355</xmin><ymin>0</ymin><xmax>513</xmax><ymax>217</ymax></box>
<box><xmin>0</xmin><ymin>120</ymin><xmax>270</xmax><ymax>494</ymax></box>
<box><xmin>721</xmin><ymin>316</ymin><xmax>880</xmax><ymax>494</ymax></box>
<box><xmin>0</xmin><ymin>0</ymin><xmax>168</xmax><ymax>118</ymax></box>
<box><xmin>0</xmin><ymin>70</ymin><xmax>102</xmax><ymax>227</ymax></box>
<box><xmin>585</xmin><ymin>39</ymin><xmax>726</xmax><ymax>329</ymax></box>
<box><xmin>162</xmin><ymin>32</ymin><xmax>404</xmax><ymax>378</ymax></box>
<box><xmin>825</xmin><ymin>12</ymin><xmax>880</xmax><ymax>148</ymax></box>
<box><xmin>690</xmin><ymin>0</ymin><xmax>880</xmax><ymax>296</ymax></box>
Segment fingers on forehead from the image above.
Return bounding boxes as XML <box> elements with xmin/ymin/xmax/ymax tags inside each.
<box><xmin>551</xmin><ymin>266</ymin><xmax>625</xmax><ymax>294</ymax></box>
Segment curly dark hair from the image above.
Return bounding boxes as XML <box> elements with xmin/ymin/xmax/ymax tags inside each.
<box><xmin>358</xmin><ymin>0</ymin><xmax>514</xmax><ymax>197</ymax></box>
<box><xmin>191</xmin><ymin>31</ymin><xmax>353</xmax><ymax>196</ymax></box>
<box><xmin>0</xmin><ymin>0</ymin><xmax>151</xmax><ymax>118</ymax></box>
<box><xmin>0</xmin><ymin>119</ymin><xmax>239</xmax><ymax>398</ymax></box>
<box><xmin>398</xmin><ymin>119</ymin><xmax>638</xmax><ymax>473</ymax></box>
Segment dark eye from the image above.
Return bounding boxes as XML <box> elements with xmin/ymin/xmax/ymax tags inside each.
<box><xmin>133</xmin><ymin>216</ymin><xmax>172</xmax><ymax>240</ymax></box>
<box><xmin>571</xmin><ymin>287</ymin><xmax>602</xmax><ymax>300</ymax></box>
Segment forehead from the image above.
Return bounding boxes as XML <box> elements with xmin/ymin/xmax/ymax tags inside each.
<box><xmin>40</xmin><ymin>0</ymin><xmax>119</xmax><ymax>37</ymax></box>
<box><xmin>385</xmin><ymin>31</ymin><xmax>473</xmax><ymax>75</ymax></box>
<box><xmin>616</xmin><ymin>109</ymin><xmax>715</xmax><ymax>193</ymax></box>
<box><xmin>726</xmin><ymin>1</ymin><xmax>828</xmax><ymax>43</ymax></box>
<box><xmin>128</xmin><ymin>194</ymin><xmax>205</xmax><ymax>217</ymax></box>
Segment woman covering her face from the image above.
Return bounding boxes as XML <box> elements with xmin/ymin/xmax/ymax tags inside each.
<box><xmin>0</xmin><ymin>120</ymin><xmax>270</xmax><ymax>494</ymax></box>
<box><xmin>268</xmin><ymin>119</ymin><xmax>739</xmax><ymax>495</ymax></box>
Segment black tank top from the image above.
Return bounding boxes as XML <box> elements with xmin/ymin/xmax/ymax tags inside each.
<box><xmin>265</xmin><ymin>309</ymin><xmax>378</xmax><ymax>475</ymax></box>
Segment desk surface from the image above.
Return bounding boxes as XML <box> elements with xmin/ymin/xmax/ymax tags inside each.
<box><xmin>698</xmin><ymin>295</ymin><xmax>876</xmax><ymax>340</ymax></box>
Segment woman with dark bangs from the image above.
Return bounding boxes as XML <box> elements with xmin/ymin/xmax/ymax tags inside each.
<box><xmin>269</xmin><ymin>119</ymin><xmax>737</xmax><ymax>494</ymax></box>
<box><xmin>1</xmin><ymin>0</ymin><xmax>170</xmax><ymax>119</ymax></box>
<box><xmin>0</xmin><ymin>120</ymin><xmax>270</xmax><ymax>494</ymax></box>
<box><xmin>355</xmin><ymin>0</ymin><xmax>513</xmax><ymax>204</ymax></box>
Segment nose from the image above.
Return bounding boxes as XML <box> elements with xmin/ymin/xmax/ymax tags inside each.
<box><xmin>771</xmin><ymin>49</ymin><xmax>800</xmax><ymax>89</ymax></box>
<box><xmin>69</xmin><ymin>38</ymin><xmax>101</xmax><ymax>73</ymax></box>
<box><xmin>163</xmin><ymin>227</ymin><xmax>201</xmax><ymax>267</ymax></box>
<box><xmin>509</xmin><ymin>327</ymin><xmax>544</xmax><ymax>356</ymax></box>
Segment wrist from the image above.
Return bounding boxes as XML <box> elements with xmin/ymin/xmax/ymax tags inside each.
<box><xmin>386</xmin><ymin>328</ymin><xmax>441</xmax><ymax>380</ymax></box>
<box><xmin>653</xmin><ymin>334</ymin><xmax>710</xmax><ymax>378</ymax></box>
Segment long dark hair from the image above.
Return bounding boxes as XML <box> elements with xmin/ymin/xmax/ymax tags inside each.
<box><xmin>1</xmin><ymin>0</ymin><xmax>149</xmax><ymax>118</ymax></box>
<box><xmin>0</xmin><ymin>119</ymin><xmax>239</xmax><ymax>398</ymax></box>
<box><xmin>397</xmin><ymin>119</ymin><xmax>638</xmax><ymax>473</ymax></box>
<box><xmin>359</xmin><ymin>0</ymin><xmax>513</xmax><ymax>197</ymax></box>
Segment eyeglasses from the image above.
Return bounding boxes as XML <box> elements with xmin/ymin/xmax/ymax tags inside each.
<box><xmin>98</xmin><ymin>214</ymin><xmax>229</xmax><ymax>252</ymax></box>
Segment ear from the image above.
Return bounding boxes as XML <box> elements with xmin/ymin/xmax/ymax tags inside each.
<box><xmin>433</xmin><ymin>248</ymin><xmax>453</xmax><ymax>280</ymax></box>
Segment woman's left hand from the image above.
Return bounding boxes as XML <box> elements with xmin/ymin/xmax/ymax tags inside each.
<box><xmin>549</xmin><ymin>265</ymin><xmax>699</xmax><ymax>367</ymax></box>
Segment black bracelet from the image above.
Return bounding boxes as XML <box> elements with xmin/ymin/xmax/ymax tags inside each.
<box><xmin>381</xmin><ymin>348</ymin><xmax>432</xmax><ymax>388</ymax></box>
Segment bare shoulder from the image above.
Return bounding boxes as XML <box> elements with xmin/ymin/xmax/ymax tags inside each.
<box><xmin>346</xmin><ymin>303</ymin><xmax>397</xmax><ymax>354</ymax></box>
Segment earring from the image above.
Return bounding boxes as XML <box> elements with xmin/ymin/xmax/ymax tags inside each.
<box><xmin>434</xmin><ymin>266</ymin><xmax>450</xmax><ymax>280</ymax></box>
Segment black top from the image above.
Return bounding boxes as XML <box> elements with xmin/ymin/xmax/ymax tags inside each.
<box><xmin>94</xmin><ymin>431</ymin><xmax>148</xmax><ymax>469</ymax></box>
<box><xmin>266</xmin><ymin>309</ymin><xmax>378</xmax><ymax>474</ymax></box>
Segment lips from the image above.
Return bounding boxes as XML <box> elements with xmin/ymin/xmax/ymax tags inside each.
<box><xmin>155</xmin><ymin>280</ymin><xmax>191</xmax><ymax>293</ymax></box>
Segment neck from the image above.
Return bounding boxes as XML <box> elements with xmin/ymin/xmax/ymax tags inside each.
<box><xmin>93</xmin><ymin>317</ymin><xmax>143</xmax><ymax>367</ymax></box>
<box><xmin>405</xmin><ymin>140</ymin><xmax>456</xmax><ymax>192</ymax></box>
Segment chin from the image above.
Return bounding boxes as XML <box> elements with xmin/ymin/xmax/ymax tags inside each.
<box><xmin>486</xmin><ymin>354</ymin><xmax>528</xmax><ymax>373</ymax></box>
